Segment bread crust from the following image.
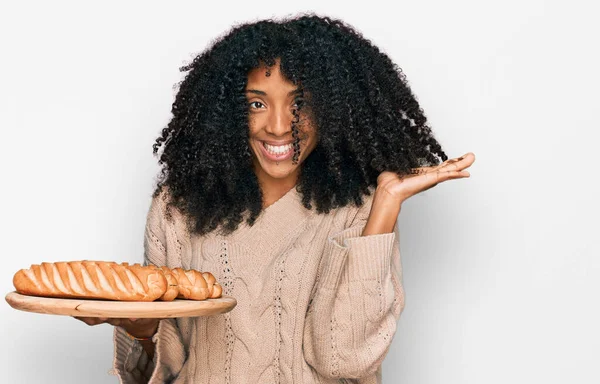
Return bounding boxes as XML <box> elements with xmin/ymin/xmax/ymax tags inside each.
<box><xmin>157</xmin><ymin>265</ymin><xmax>180</xmax><ymax>301</ymax></box>
<box><xmin>13</xmin><ymin>261</ymin><xmax>223</xmax><ymax>302</ymax></box>
<box><xmin>170</xmin><ymin>268</ymin><xmax>222</xmax><ymax>300</ymax></box>
<box><xmin>13</xmin><ymin>261</ymin><xmax>167</xmax><ymax>301</ymax></box>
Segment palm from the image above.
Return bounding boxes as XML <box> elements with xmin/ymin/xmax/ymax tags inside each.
<box><xmin>377</xmin><ymin>152</ymin><xmax>475</xmax><ymax>203</ymax></box>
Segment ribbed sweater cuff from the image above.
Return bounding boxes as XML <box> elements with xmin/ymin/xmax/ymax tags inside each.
<box><xmin>345</xmin><ymin>232</ymin><xmax>396</xmax><ymax>282</ymax></box>
<box><xmin>112</xmin><ymin>319</ymin><xmax>186</xmax><ymax>384</ymax></box>
<box><xmin>113</xmin><ymin>326</ymin><xmax>155</xmax><ymax>383</ymax></box>
<box><xmin>147</xmin><ymin>318</ymin><xmax>187</xmax><ymax>383</ymax></box>
<box><xmin>320</xmin><ymin>227</ymin><xmax>396</xmax><ymax>288</ymax></box>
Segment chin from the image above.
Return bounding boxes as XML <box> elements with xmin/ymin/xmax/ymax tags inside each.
<box><xmin>259</xmin><ymin>160</ymin><xmax>298</xmax><ymax>179</ymax></box>
<box><xmin>251</xmin><ymin>141</ymin><xmax>303</xmax><ymax>179</ymax></box>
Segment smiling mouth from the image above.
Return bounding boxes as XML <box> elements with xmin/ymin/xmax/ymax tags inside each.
<box><xmin>258</xmin><ymin>140</ymin><xmax>296</xmax><ymax>161</ymax></box>
<box><xmin>262</xmin><ymin>141</ymin><xmax>293</xmax><ymax>154</ymax></box>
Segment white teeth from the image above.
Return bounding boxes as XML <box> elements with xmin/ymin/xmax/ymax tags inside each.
<box><xmin>263</xmin><ymin>142</ymin><xmax>293</xmax><ymax>155</ymax></box>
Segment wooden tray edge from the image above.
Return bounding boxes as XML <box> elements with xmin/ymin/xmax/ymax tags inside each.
<box><xmin>5</xmin><ymin>291</ymin><xmax>237</xmax><ymax>318</ymax></box>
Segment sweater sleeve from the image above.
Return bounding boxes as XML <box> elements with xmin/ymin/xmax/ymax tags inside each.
<box><xmin>111</xmin><ymin>189</ymin><xmax>188</xmax><ymax>383</ymax></box>
<box><xmin>303</xmin><ymin>195</ymin><xmax>405</xmax><ymax>379</ymax></box>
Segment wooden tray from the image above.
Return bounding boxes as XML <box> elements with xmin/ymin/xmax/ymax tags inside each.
<box><xmin>5</xmin><ymin>291</ymin><xmax>237</xmax><ymax>318</ymax></box>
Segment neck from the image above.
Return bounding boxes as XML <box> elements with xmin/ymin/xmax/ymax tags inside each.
<box><xmin>261</xmin><ymin>180</ymin><xmax>297</xmax><ymax>209</ymax></box>
<box><xmin>253</xmin><ymin>166</ymin><xmax>299</xmax><ymax>209</ymax></box>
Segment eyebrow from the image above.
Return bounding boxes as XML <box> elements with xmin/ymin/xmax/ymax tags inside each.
<box><xmin>245</xmin><ymin>88</ymin><xmax>302</xmax><ymax>97</ymax></box>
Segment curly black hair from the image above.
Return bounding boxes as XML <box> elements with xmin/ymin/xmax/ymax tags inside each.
<box><xmin>151</xmin><ymin>13</ymin><xmax>447</xmax><ymax>236</ymax></box>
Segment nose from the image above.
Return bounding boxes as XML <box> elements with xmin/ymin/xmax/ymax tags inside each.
<box><xmin>265</xmin><ymin>106</ymin><xmax>293</xmax><ymax>137</ymax></box>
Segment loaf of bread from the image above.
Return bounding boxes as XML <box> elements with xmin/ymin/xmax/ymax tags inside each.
<box><xmin>13</xmin><ymin>261</ymin><xmax>223</xmax><ymax>302</ymax></box>
<box><xmin>157</xmin><ymin>265</ymin><xmax>180</xmax><ymax>301</ymax></box>
<box><xmin>12</xmin><ymin>261</ymin><xmax>167</xmax><ymax>301</ymax></box>
<box><xmin>170</xmin><ymin>268</ymin><xmax>222</xmax><ymax>300</ymax></box>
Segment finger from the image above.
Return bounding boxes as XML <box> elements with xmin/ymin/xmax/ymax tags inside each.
<box><xmin>105</xmin><ymin>318</ymin><xmax>124</xmax><ymax>327</ymax></box>
<box><xmin>105</xmin><ymin>318</ymin><xmax>147</xmax><ymax>327</ymax></box>
<box><xmin>434</xmin><ymin>169</ymin><xmax>470</xmax><ymax>182</ymax></box>
<box><xmin>462</xmin><ymin>153</ymin><xmax>476</xmax><ymax>169</ymax></box>
<box><xmin>438</xmin><ymin>158</ymin><xmax>462</xmax><ymax>171</ymax></box>
<box><xmin>73</xmin><ymin>316</ymin><xmax>95</xmax><ymax>324</ymax></box>
<box><xmin>438</xmin><ymin>153</ymin><xmax>475</xmax><ymax>172</ymax></box>
<box><xmin>409</xmin><ymin>167</ymin><xmax>430</xmax><ymax>175</ymax></box>
<box><xmin>454</xmin><ymin>153</ymin><xmax>475</xmax><ymax>170</ymax></box>
<box><xmin>420</xmin><ymin>170</ymin><xmax>461</xmax><ymax>186</ymax></box>
<box><xmin>73</xmin><ymin>316</ymin><xmax>104</xmax><ymax>326</ymax></box>
<box><xmin>410</xmin><ymin>153</ymin><xmax>475</xmax><ymax>177</ymax></box>
<box><xmin>425</xmin><ymin>159</ymin><xmax>455</xmax><ymax>174</ymax></box>
<box><xmin>73</xmin><ymin>316</ymin><xmax>93</xmax><ymax>325</ymax></box>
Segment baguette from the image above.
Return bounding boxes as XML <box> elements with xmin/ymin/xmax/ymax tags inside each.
<box><xmin>13</xmin><ymin>261</ymin><xmax>167</xmax><ymax>301</ymax></box>
<box><xmin>170</xmin><ymin>268</ymin><xmax>222</xmax><ymax>300</ymax></box>
<box><xmin>157</xmin><ymin>265</ymin><xmax>180</xmax><ymax>301</ymax></box>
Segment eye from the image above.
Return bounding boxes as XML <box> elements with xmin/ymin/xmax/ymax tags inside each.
<box><xmin>292</xmin><ymin>98</ymin><xmax>304</xmax><ymax>109</ymax></box>
<box><xmin>249</xmin><ymin>101</ymin><xmax>265</xmax><ymax>110</ymax></box>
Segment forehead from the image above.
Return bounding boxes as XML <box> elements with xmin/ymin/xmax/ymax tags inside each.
<box><xmin>246</xmin><ymin>62</ymin><xmax>297</xmax><ymax>93</ymax></box>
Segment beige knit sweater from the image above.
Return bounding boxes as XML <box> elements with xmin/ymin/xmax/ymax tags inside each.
<box><xmin>112</xmin><ymin>186</ymin><xmax>405</xmax><ymax>383</ymax></box>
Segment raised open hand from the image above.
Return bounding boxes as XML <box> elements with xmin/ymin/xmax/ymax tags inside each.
<box><xmin>376</xmin><ymin>152</ymin><xmax>475</xmax><ymax>204</ymax></box>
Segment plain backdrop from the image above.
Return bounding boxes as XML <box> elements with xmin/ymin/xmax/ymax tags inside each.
<box><xmin>1</xmin><ymin>1</ymin><xmax>598</xmax><ymax>383</ymax></box>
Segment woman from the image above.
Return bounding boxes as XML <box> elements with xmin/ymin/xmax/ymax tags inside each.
<box><xmin>75</xmin><ymin>14</ymin><xmax>475</xmax><ymax>383</ymax></box>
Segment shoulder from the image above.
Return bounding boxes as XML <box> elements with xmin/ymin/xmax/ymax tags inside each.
<box><xmin>148</xmin><ymin>186</ymin><xmax>168</xmax><ymax>218</ymax></box>
<box><xmin>147</xmin><ymin>185</ymin><xmax>185</xmax><ymax>227</ymax></box>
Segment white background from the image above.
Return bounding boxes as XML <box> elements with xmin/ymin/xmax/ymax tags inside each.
<box><xmin>1</xmin><ymin>1</ymin><xmax>598</xmax><ymax>383</ymax></box>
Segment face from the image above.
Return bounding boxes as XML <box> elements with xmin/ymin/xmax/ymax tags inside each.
<box><xmin>245</xmin><ymin>58</ymin><xmax>318</xmax><ymax>187</ymax></box>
